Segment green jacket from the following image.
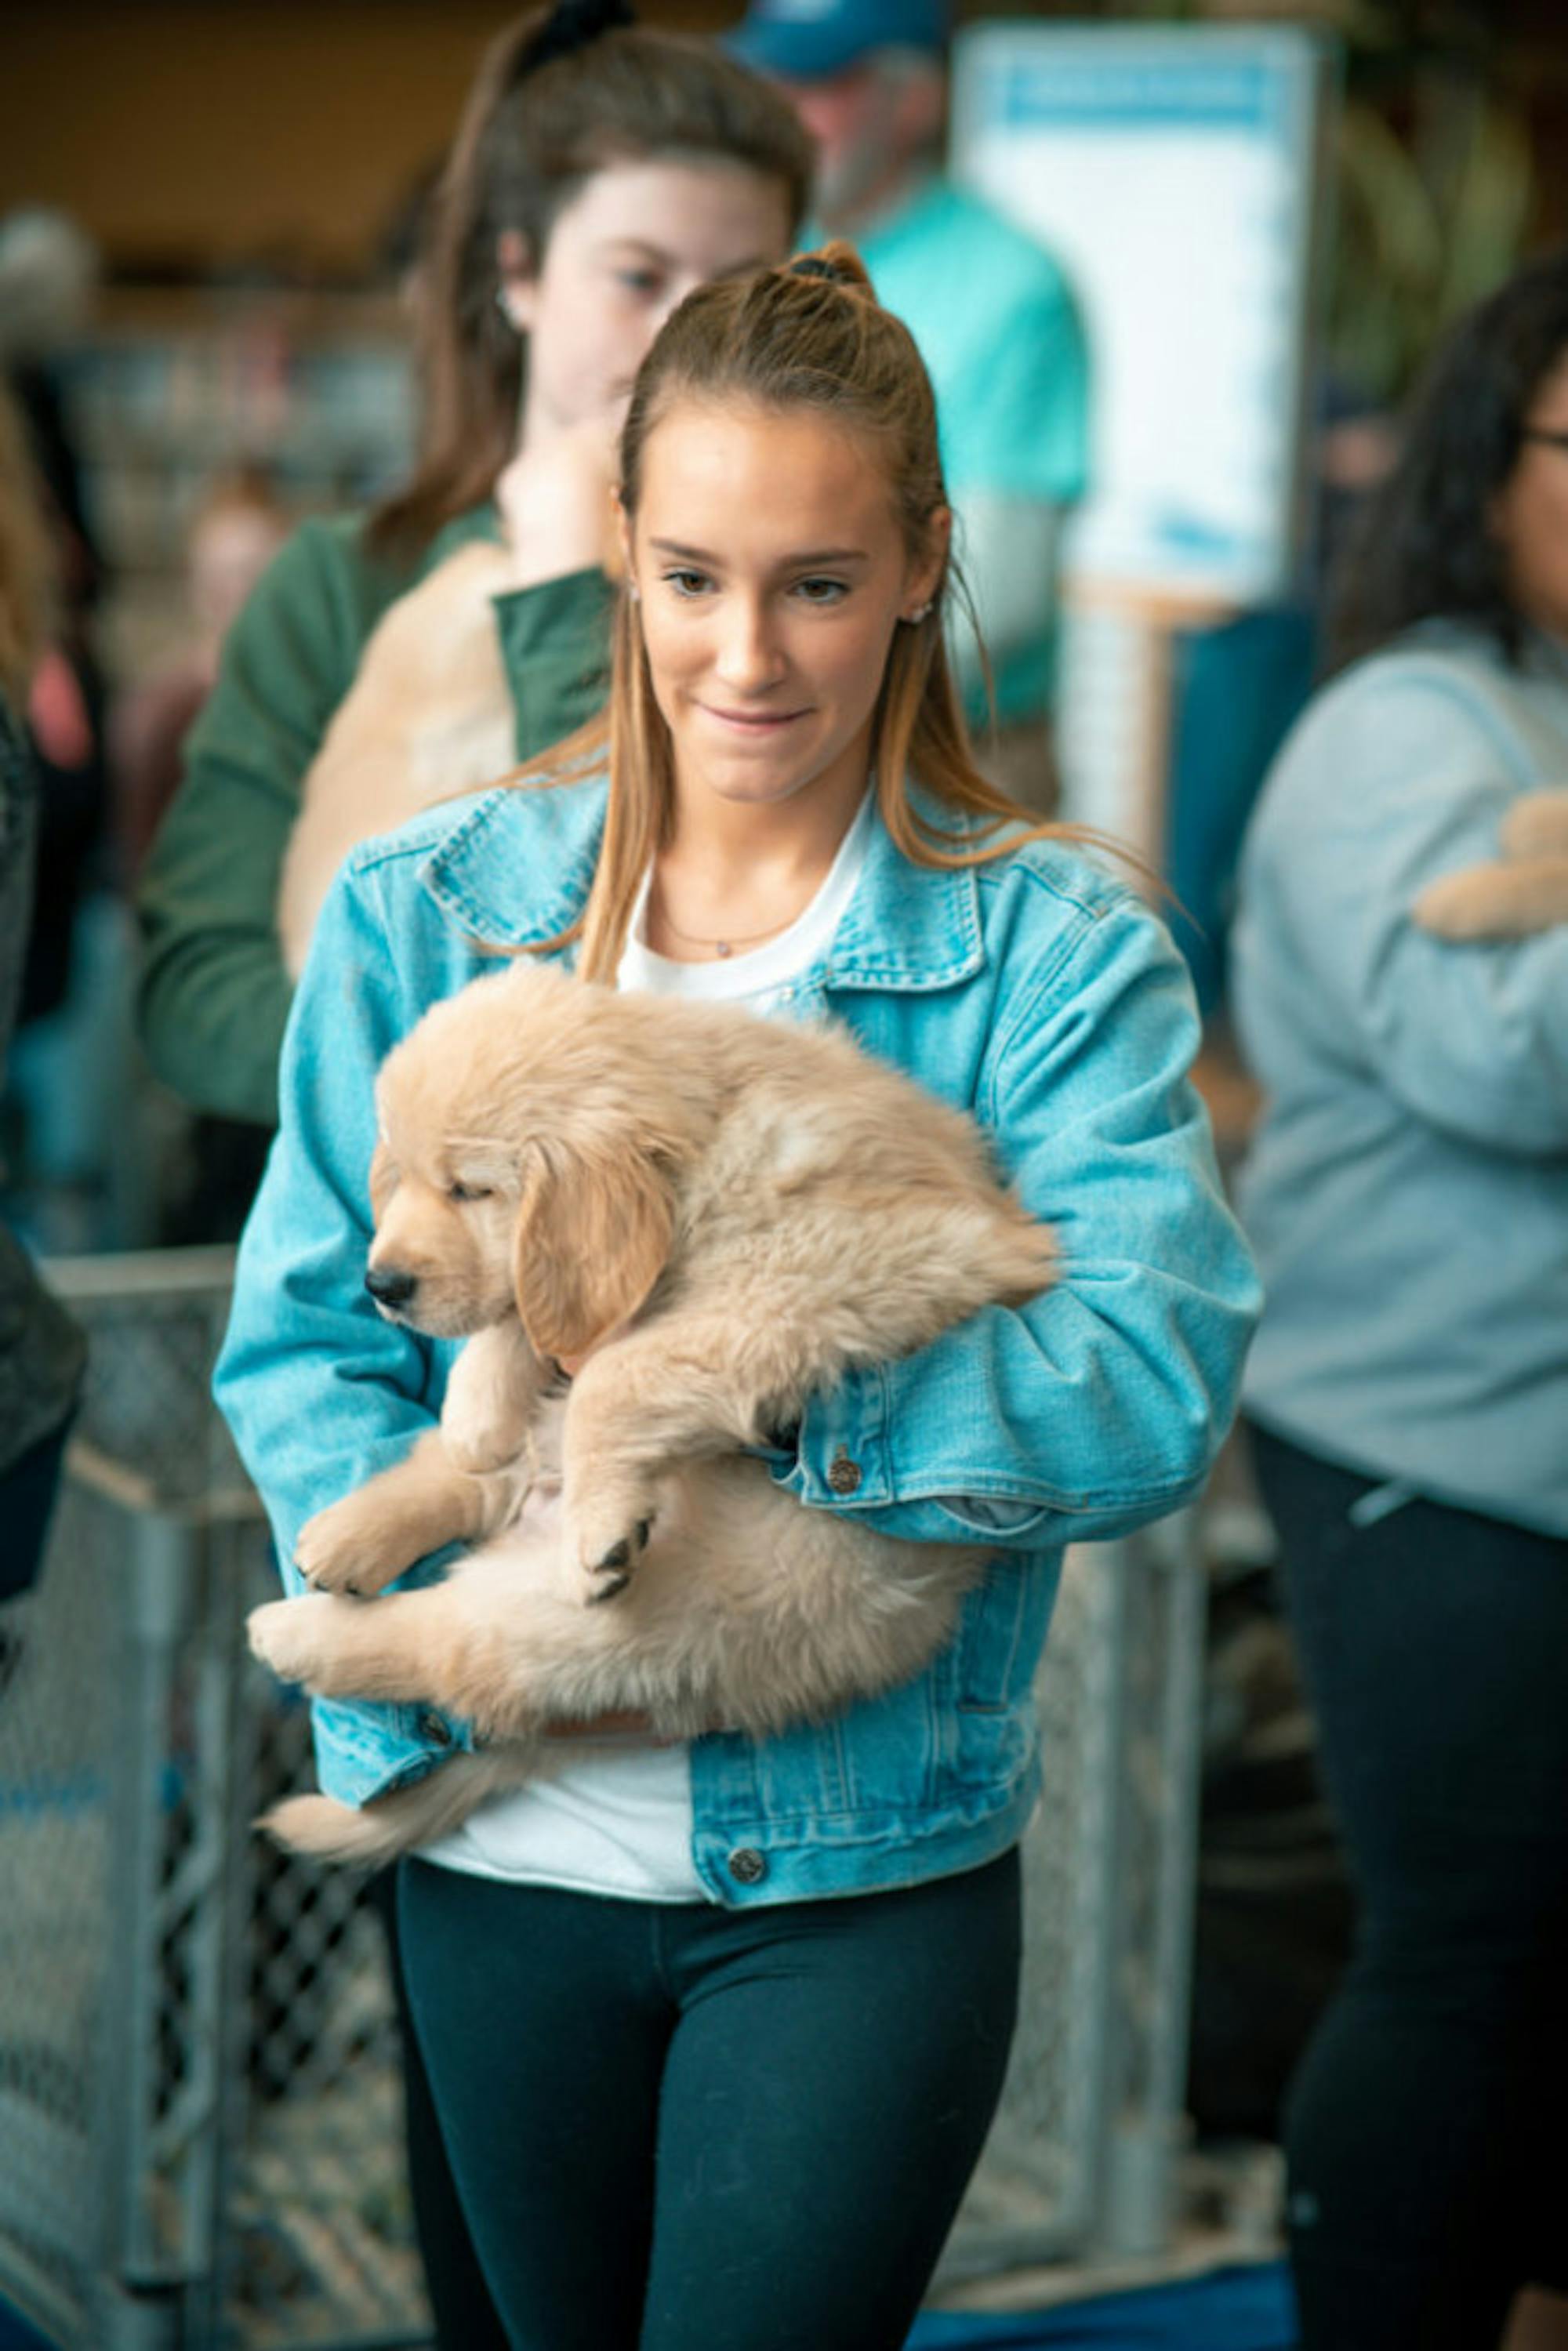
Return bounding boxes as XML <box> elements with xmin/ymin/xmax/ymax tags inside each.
<box><xmin>136</xmin><ymin>506</ymin><xmax>613</xmax><ymax>1127</ymax></box>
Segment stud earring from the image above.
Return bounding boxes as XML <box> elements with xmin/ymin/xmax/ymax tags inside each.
<box><xmin>905</xmin><ymin>600</ymin><xmax>933</xmax><ymax>624</ymax></box>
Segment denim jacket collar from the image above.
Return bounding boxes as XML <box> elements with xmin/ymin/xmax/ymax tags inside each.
<box><xmin>416</xmin><ymin>775</ymin><xmax>606</xmax><ymax>955</ymax></box>
<box><xmin>416</xmin><ymin>773</ymin><xmax>989</xmax><ymax>992</ymax></box>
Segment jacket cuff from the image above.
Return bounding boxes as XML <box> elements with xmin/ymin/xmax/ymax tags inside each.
<box><xmin>775</xmin><ymin>1366</ymin><xmax>893</xmax><ymax>1509</ymax></box>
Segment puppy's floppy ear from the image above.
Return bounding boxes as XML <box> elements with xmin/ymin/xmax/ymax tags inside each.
<box><xmin>512</xmin><ymin>1144</ymin><xmax>673</xmax><ymax>1361</ymax></box>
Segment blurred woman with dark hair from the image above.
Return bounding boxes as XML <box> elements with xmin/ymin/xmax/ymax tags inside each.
<box><xmin>136</xmin><ymin>2</ymin><xmax>810</xmax><ymax>1137</ymax></box>
<box><xmin>1231</xmin><ymin>249</ymin><xmax>1568</xmax><ymax>2349</ymax></box>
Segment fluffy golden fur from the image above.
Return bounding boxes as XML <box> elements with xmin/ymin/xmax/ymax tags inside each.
<box><xmin>276</xmin><ymin>542</ymin><xmax>519</xmax><ymax>978</ymax></box>
<box><xmin>249</xmin><ymin>960</ymin><xmax>1058</xmax><ymax>1864</ymax></box>
<box><xmin>1413</xmin><ymin>788</ymin><xmax>1568</xmax><ymax>939</ymax></box>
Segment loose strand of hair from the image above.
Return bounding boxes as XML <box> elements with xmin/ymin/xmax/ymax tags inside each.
<box><xmin>874</xmin><ymin>612</ymin><xmax>1156</xmax><ymax>890</ymax></box>
<box><xmin>368</xmin><ymin>11</ymin><xmax>547</xmax><ymax>558</ymax></box>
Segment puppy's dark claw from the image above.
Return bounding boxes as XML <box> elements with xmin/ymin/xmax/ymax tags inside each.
<box><xmin>586</xmin><ymin>1569</ymin><xmax>631</xmax><ymax>1605</ymax></box>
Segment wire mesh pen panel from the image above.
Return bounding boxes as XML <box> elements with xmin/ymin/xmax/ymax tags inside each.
<box><xmin>0</xmin><ymin>1254</ymin><xmax>426</xmax><ymax>2351</ymax></box>
<box><xmin>938</xmin><ymin>1515</ymin><xmax>1206</xmax><ymax>2284</ymax></box>
<box><xmin>0</xmin><ymin>1251</ymin><xmax>1204</xmax><ymax>2347</ymax></box>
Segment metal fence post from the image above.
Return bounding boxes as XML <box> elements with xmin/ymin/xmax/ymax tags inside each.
<box><xmin>1100</xmin><ymin>1512</ymin><xmax>1208</xmax><ymax>2258</ymax></box>
<box><xmin>93</xmin><ymin>1494</ymin><xmax>205</xmax><ymax>2336</ymax></box>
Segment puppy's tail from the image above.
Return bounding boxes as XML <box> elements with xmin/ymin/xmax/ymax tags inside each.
<box><xmin>260</xmin><ymin>1750</ymin><xmax>532</xmax><ymax>1867</ymax></box>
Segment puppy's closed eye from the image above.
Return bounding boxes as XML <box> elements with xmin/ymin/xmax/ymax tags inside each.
<box><xmin>448</xmin><ymin>1180</ymin><xmax>494</xmax><ymax>1203</ymax></box>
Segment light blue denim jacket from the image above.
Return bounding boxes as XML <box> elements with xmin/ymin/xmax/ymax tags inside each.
<box><xmin>216</xmin><ymin>775</ymin><xmax>1258</xmax><ymax>1905</ymax></box>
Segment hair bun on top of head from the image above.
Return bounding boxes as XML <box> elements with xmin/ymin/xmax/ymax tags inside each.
<box><xmin>517</xmin><ymin>0</ymin><xmax>637</xmax><ymax>78</ymax></box>
<box><xmin>787</xmin><ymin>244</ymin><xmax>873</xmax><ymax>297</ymax></box>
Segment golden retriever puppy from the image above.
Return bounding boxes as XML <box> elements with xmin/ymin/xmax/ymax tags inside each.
<box><xmin>248</xmin><ymin>960</ymin><xmax>1057</xmax><ymax>1863</ymax></box>
<box><xmin>1414</xmin><ymin>788</ymin><xmax>1568</xmax><ymax>939</ymax></box>
<box><xmin>276</xmin><ymin>543</ymin><xmax>519</xmax><ymax>978</ymax></box>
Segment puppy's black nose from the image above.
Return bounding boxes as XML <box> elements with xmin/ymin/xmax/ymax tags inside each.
<box><xmin>365</xmin><ymin>1266</ymin><xmax>417</xmax><ymax>1311</ymax></box>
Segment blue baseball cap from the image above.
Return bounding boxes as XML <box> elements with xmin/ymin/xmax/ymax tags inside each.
<box><xmin>728</xmin><ymin>0</ymin><xmax>949</xmax><ymax>81</ymax></box>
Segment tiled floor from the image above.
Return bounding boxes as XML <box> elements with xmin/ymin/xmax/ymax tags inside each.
<box><xmin>931</xmin><ymin>2141</ymin><xmax>1285</xmax><ymax>2316</ymax></box>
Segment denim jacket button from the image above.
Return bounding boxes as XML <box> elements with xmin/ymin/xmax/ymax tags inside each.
<box><xmin>728</xmin><ymin>1846</ymin><xmax>768</xmax><ymax>1886</ymax></box>
<box><xmin>420</xmin><ymin>1711</ymin><xmax>453</xmax><ymax>1748</ymax></box>
<box><xmin>827</xmin><ymin>1451</ymin><xmax>862</xmax><ymax>1496</ymax></box>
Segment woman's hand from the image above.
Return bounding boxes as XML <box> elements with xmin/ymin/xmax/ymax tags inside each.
<box><xmin>495</xmin><ymin>408</ymin><xmax>625</xmax><ymax>592</ymax></box>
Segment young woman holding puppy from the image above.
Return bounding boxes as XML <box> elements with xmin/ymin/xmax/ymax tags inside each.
<box><xmin>136</xmin><ymin>0</ymin><xmax>809</xmax><ymax>1138</ymax></box>
<box><xmin>219</xmin><ymin>250</ymin><xmax>1258</xmax><ymax>2349</ymax></box>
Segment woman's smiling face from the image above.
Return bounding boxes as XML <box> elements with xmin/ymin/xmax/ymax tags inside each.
<box><xmin>622</xmin><ymin>397</ymin><xmax>947</xmax><ymax>819</ymax></box>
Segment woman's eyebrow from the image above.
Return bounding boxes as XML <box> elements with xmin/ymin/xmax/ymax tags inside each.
<box><xmin>649</xmin><ymin>537</ymin><xmax>871</xmax><ymax>567</ymax></box>
<box><xmin>597</xmin><ymin>239</ymin><xmax>775</xmax><ymax>279</ymax></box>
<box><xmin>599</xmin><ymin>238</ymin><xmax>674</xmax><ymax>265</ymax></box>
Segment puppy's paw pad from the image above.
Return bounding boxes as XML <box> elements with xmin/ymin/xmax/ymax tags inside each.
<box><xmin>568</xmin><ymin>1490</ymin><xmax>659</xmax><ymax>1586</ymax></box>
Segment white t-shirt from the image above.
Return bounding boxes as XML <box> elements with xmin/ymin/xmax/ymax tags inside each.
<box><xmin>421</xmin><ymin>793</ymin><xmax>875</xmax><ymax>1897</ymax></box>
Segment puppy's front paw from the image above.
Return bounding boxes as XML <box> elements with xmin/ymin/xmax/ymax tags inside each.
<box><xmin>296</xmin><ymin>1493</ymin><xmax>409</xmax><ymax>1597</ymax></box>
<box><xmin>441</xmin><ymin>1327</ymin><xmax>540</xmax><ymax>1475</ymax></box>
<box><xmin>249</xmin><ymin>1594</ymin><xmax>348</xmax><ymax>1692</ymax></box>
<box><xmin>568</xmin><ymin>1493</ymin><xmax>655</xmax><ymax>1603</ymax></box>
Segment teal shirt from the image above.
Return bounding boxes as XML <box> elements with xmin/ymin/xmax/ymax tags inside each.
<box><xmin>849</xmin><ymin>176</ymin><xmax>1089</xmax><ymax>720</ymax></box>
<box><xmin>855</xmin><ymin>176</ymin><xmax>1087</xmax><ymax>507</ymax></box>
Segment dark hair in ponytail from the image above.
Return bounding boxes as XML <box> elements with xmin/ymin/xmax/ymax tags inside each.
<box><xmin>368</xmin><ymin>5</ymin><xmax>812</xmax><ymax>557</ymax></box>
<box><xmin>516</xmin><ymin>0</ymin><xmax>635</xmax><ymax>75</ymax></box>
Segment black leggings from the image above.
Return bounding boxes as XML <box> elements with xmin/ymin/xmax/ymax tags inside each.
<box><xmin>1249</xmin><ymin>1424</ymin><xmax>1568</xmax><ymax>2349</ymax></box>
<box><xmin>395</xmin><ymin>1846</ymin><xmax>1022</xmax><ymax>2351</ymax></box>
<box><xmin>368</xmin><ymin>1868</ymin><xmax>510</xmax><ymax>2350</ymax></box>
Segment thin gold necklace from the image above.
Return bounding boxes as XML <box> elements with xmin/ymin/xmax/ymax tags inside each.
<box><xmin>652</xmin><ymin>879</ymin><xmax>805</xmax><ymax>960</ymax></box>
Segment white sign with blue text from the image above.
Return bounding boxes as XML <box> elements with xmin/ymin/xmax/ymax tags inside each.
<box><xmin>951</xmin><ymin>25</ymin><xmax>1330</xmax><ymax>603</ymax></box>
